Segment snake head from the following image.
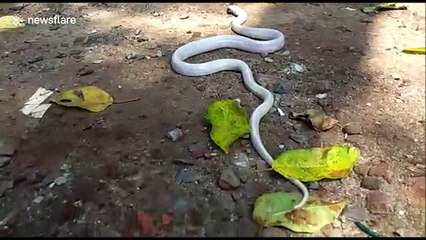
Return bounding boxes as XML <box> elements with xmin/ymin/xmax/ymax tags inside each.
<box><xmin>227</xmin><ymin>5</ymin><xmax>241</xmax><ymax>15</ymax></box>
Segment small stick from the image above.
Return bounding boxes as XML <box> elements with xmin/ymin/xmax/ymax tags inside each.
<box><xmin>113</xmin><ymin>97</ymin><xmax>141</xmax><ymax>104</ymax></box>
<box><xmin>255</xmin><ymin>167</ymin><xmax>273</xmax><ymax>173</ymax></box>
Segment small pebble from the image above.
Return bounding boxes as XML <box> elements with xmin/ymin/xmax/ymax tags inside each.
<box><xmin>54</xmin><ymin>176</ymin><xmax>67</xmax><ymax>186</ymax></box>
<box><xmin>331</xmin><ymin>220</ymin><xmax>341</xmax><ymax>228</ymax></box>
<box><xmin>361</xmin><ymin>177</ymin><xmax>382</xmax><ymax>190</ymax></box>
<box><xmin>307</xmin><ymin>181</ymin><xmax>320</xmax><ymax>190</ymax></box>
<box><xmin>155</xmin><ymin>50</ymin><xmax>163</xmax><ymax>57</ymax></box>
<box><xmin>391</xmin><ymin>73</ymin><xmax>401</xmax><ymax>80</ymax></box>
<box><xmin>235</xmin><ymin>168</ymin><xmax>250</xmax><ymax>183</ymax></box>
<box><xmin>180</xmin><ymin>15</ymin><xmax>189</xmax><ymax>19</ymax></box>
<box><xmin>33</xmin><ymin>196</ymin><xmax>44</xmax><ymax>204</ymax></box>
<box><xmin>27</xmin><ymin>55</ymin><xmax>43</xmax><ymax>64</ymax></box>
<box><xmin>366</xmin><ymin>103</ymin><xmax>371</xmax><ymax>107</ymax></box>
<box><xmin>135</xmin><ymin>29</ymin><xmax>141</xmax><ymax>35</ymax></box>
<box><xmin>273</xmin><ymin>81</ymin><xmax>289</xmax><ymax>94</ymax></box>
<box><xmin>344</xmin><ymin>206</ymin><xmax>369</xmax><ymax>221</ymax></box>
<box><xmin>138</xmin><ymin>37</ymin><xmax>149</xmax><ymax>42</ymax></box>
<box><xmin>91</xmin><ymin>59</ymin><xmax>103</xmax><ymax>64</ymax></box>
<box><xmin>366</xmin><ymin>191</ymin><xmax>391</xmax><ymax>214</ymax></box>
<box><xmin>188</xmin><ymin>144</ymin><xmax>208</xmax><ymax>158</ymax></box>
<box><xmin>60</xmin><ymin>163</ymin><xmax>71</xmax><ymax>172</ymax></box>
<box><xmin>343</xmin><ymin>122</ymin><xmax>362</xmax><ymax>135</ymax></box>
<box><xmin>354</xmin><ymin>164</ymin><xmax>370</xmax><ymax>176</ymax></box>
<box><xmin>264</xmin><ymin>57</ymin><xmax>274</xmax><ymax>63</ymax></box>
<box><xmin>126</xmin><ymin>54</ymin><xmax>138</xmax><ymax>60</ymax></box>
<box><xmin>218</xmin><ymin>167</ymin><xmax>241</xmax><ymax>190</ymax></box>
<box><xmin>315</xmin><ymin>93</ymin><xmax>328</xmax><ymax>99</ymax></box>
<box><xmin>281</xmin><ymin>50</ymin><xmax>290</xmax><ymax>56</ymax></box>
<box><xmin>289</xmin><ymin>62</ymin><xmax>305</xmax><ymax>73</ymax></box>
<box><xmin>347</xmin><ymin>46</ymin><xmax>356</xmax><ymax>52</ymax></box>
<box><xmin>256</xmin><ymin>160</ymin><xmax>269</xmax><ymax>171</ymax></box>
<box><xmin>77</xmin><ymin>67</ymin><xmax>94</xmax><ymax>76</ymax></box>
<box><xmin>233</xmin><ymin>152</ymin><xmax>250</xmax><ymax>168</ymax></box>
<box><xmin>166</xmin><ymin>128</ymin><xmax>184</xmax><ymax>142</ymax></box>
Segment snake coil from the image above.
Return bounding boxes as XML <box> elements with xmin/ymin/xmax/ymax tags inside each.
<box><xmin>171</xmin><ymin>5</ymin><xmax>309</xmax><ymax>209</ymax></box>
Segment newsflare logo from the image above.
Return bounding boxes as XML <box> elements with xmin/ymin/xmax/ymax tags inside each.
<box><xmin>26</xmin><ymin>15</ymin><xmax>77</xmax><ymax>25</ymax></box>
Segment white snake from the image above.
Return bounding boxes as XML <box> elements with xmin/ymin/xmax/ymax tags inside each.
<box><xmin>171</xmin><ymin>5</ymin><xmax>309</xmax><ymax>209</ymax></box>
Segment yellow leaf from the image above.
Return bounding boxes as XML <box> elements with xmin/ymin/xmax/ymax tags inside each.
<box><xmin>205</xmin><ymin>100</ymin><xmax>250</xmax><ymax>153</ymax></box>
<box><xmin>402</xmin><ymin>48</ymin><xmax>426</xmax><ymax>55</ymax></box>
<box><xmin>0</xmin><ymin>15</ymin><xmax>25</xmax><ymax>32</ymax></box>
<box><xmin>50</xmin><ymin>86</ymin><xmax>114</xmax><ymax>112</ymax></box>
<box><xmin>272</xmin><ymin>144</ymin><xmax>359</xmax><ymax>182</ymax></box>
<box><xmin>376</xmin><ymin>3</ymin><xmax>407</xmax><ymax>10</ymax></box>
<box><xmin>253</xmin><ymin>192</ymin><xmax>346</xmax><ymax>233</ymax></box>
<box><xmin>291</xmin><ymin>109</ymin><xmax>338</xmax><ymax>131</ymax></box>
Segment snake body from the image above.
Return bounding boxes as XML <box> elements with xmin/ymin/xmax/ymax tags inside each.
<box><xmin>171</xmin><ymin>5</ymin><xmax>309</xmax><ymax>209</ymax></box>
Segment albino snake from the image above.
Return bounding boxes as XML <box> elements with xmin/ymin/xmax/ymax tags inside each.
<box><xmin>171</xmin><ymin>5</ymin><xmax>309</xmax><ymax>209</ymax></box>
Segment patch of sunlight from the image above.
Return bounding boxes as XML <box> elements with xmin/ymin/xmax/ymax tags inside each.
<box><xmin>82</xmin><ymin>3</ymin><xmax>278</xmax><ymax>38</ymax></box>
<box><xmin>361</xmin><ymin>5</ymin><xmax>425</xmax><ymax>81</ymax></box>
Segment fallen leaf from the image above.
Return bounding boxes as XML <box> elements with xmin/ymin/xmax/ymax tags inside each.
<box><xmin>291</xmin><ymin>109</ymin><xmax>338</xmax><ymax>131</ymax></box>
<box><xmin>362</xmin><ymin>6</ymin><xmax>378</xmax><ymax>13</ymax></box>
<box><xmin>206</xmin><ymin>99</ymin><xmax>250</xmax><ymax>153</ymax></box>
<box><xmin>253</xmin><ymin>192</ymin><xmax>346</xmax><ymax>233</ymax></box>
<box><xmin>376</xmin><ymin>3</ymin><xmax>408</xmax><ymax>10</ymax></box>
<box><xmin>272</xmin><ymin>143</ymin><xmax>359</xmax><ymax>182</ymax></box>
<box><xmin>50</xmin><ymin>86</ymin><xmax>113</xmax><ymax>112</ymax></box>
<box><xmin>0</xmin><ymin>15</ymin><xmax>25</xmax><ymax>32</ymax></box>
<box><xmin>136</xmin><ymin>211</ymin><xmax>155</xmax><ymax>235</ymax></box>
<box><xmin>362</xmin><ymin>3</ymin><xmax>407</xmax><ymax>13</ymax></box>
<box><xmin>402</xmin><ymin>48</ymin><xmax>425</xmax><ymax>55</ymax></box>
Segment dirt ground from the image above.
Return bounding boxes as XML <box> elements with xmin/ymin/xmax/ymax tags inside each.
<box><xmin>0</xmin><ymin>2</ymin><xmax>425</xmax><ymax>237</ymax></box>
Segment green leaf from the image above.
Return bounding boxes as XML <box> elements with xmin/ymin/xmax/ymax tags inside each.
<box><xmin>206</xmin><ymin>100</ymin><xmax>250</xmax><ymax>153</ymax></box>
<box><xmin>362</xmin><ymin>3</ymin><xmax>407</xmax><ymax>13</ymax></box>
<box><xmin>253</xmin><ymin>192</ymin><xmax>347</xmax><ymax>233</ymax></box>
<box><xmin>272</xmin><ymin>143</ymin><xmax>359</xmax><ymax>182</ymax></box>
<box><xmin>362</xmin><ymin>6</ymin><xmax>378</xmax><ymax>13</ymax></box>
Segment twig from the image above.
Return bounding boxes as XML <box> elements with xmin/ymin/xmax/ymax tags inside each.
<box><xmin>114</xmin><ymin>97</ymin><xmax>141</xmax><ymax>104</ymax></box>
<box><xmin>255</xmin><ymin>168</ymin><xmax>273</xmax><ymax>173</ymax></box>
